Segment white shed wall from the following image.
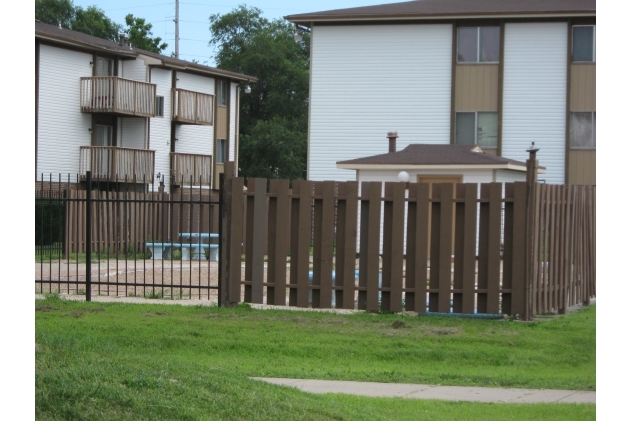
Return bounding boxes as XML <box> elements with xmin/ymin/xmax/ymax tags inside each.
<box><xmin>38</xmin><ymin>44</ymin><xmax>93</xmax><ymax>177</ymax></box>
<box><xmin>309</xmin><ymin>24</ymin><xmax>453</xmax><ymax>181</ymax></box>
<box><xmin>174</xmin><ymin>72</ymin><xmax>215</xmax><ymax>156</ymax></box>
<box><xmin>502</xmin><ymin>22</ymin><xmax>567</xmax><ymax>184</ymax></box>
<box><xmin>149</xmin><ymin>67</ymin><xmax>173</xmax><ymax>192</ymax></box>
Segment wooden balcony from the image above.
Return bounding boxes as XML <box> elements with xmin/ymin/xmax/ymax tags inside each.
<box><xmin>171</xmin><ymin>152</ymin><xmax>213</xmax><ymax>186</ymax></box>
<box><xmin>172</xmin><ymin>88</ymin><xmax>214</xmax><ymax>125</ymax></box>
<box><xmin>79</xmin><ymin>146</ymin><xmax>155</xmax><ymax>183</ymax></box>
<box><xmin>80</xmin><ymin>77</ymin><xmax>156</xmax><ymax>117</ymax></box>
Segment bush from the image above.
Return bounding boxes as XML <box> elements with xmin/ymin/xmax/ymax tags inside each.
<box><xmin>35</xmin><ymin>201</ymin><xmax>65</xmax><ymax>246</ymax></box>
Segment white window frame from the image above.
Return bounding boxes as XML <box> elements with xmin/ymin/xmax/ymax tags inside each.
<box><xmin>455</xmin><ymin>111</ymin><xmax>498</xmax><ymax>148</ymax></box>
<box><xmin>570</xmin><ymin>111</ymin><xmax>596</xmax><ymax>150</ymax></box>
<box><xmin>572</xmin><ymin>25</ymin><xmax>596</xmax><ymax>63</ymax></box>
<box><xmin>457</xmin><ymin>26</ymin><xmax>500</xmax><ymax>64</ymax></box>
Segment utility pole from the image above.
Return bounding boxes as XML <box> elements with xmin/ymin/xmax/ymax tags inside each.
<box><xmin>174</xmin><ymin>0</ymin><xmax>179</xmax><ymax>58</ymax></box>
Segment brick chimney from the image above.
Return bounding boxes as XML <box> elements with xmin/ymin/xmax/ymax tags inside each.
<box><xmin>387</xmin><ymin>131</ymin><xmax>399</xmax><ymax>153</ymax></box>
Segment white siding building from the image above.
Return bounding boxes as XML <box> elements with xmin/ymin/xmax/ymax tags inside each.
<box><xmin>36</xmin><ymin>21</ymin><xmax>256</xmax><ymax>193</ymax></box>
<box><xmin>286</xmin><ymin>0</ymin><xmax>596</xmax><ymax>186</ymax></box>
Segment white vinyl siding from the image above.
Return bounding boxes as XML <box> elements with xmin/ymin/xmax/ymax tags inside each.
<box><xmin>229</xmin><ymin>82</ymin><xmax>238</xmax><ymax>162</ymax></box>
<box><xmin>502</xmin><ymin>22</ymin><xmax>568</xmax><ymax>184</ymax></box>
<box><xmin>122</xmin><ymin>58</ymin><xmax>146</xmax><ymax>82</ymax></box>
<box><xmin>149</xmin><ymin>68</ymin><xmax>172</xmax><ymax>192</ymax></box>
<box><xmin>119</xmin><ymin>118</ymin><xmax>146</xmax><ymax>150</ymax></box>
<box><xmin>309</xmin><ymin>24</ymin><xmax>453</xmax><ymax>181</ymax></box>
<box><xmin>38</xmin><ymin>44</ymin><xmax>93</xmax><ymax>177</ymax></box>
<box><xmin>174</xmin><ymin>72</ymin><xmax>215</xmax><ymax>156</ymax></box>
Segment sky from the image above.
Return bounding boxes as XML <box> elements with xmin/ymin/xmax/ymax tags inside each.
<box><xmin>71</xmin><ymin>0</ymin><xmax>404</xmax><ymax>65</ymax></box>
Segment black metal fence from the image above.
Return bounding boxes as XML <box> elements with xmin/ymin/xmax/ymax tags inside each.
<box><xmin>35</xmin><ymin>172</ymin><xmax>222</xmax><ymax>301</ymax></box>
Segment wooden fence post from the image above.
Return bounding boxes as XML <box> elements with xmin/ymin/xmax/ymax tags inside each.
<box><xmin>524</xmin><ymin>143</ymin><xmax>540</xmax><ymax>321</ymax></box>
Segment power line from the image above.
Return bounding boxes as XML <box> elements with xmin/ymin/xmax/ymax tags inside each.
<box><xmin>104</xmin><ymin>3</ymin><xmax>174</xmax><ymax>11</ymax></box>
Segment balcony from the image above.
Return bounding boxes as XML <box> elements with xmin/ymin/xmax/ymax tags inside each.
<box><xmin>79</xmin><ymin>146</ymin><xmax>155</xmax><ymax>183</ymax></box>
<box><xmin>80</xmin><ymin>77</ymin><xmax>156</xmax><ymax>117</ymax></box>
<box><xmin>171</xmin><ymin>152</ymin><xmax>213</xmax><ymax>186</ymax></box>
<box><xmin>173</xmin><ymin>88</ymin><xmax>214</xmax><ymax>125</ymax></box>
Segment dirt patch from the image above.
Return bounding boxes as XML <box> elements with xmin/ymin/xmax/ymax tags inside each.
<box><xmin>36</xmin><ymin>306</ymin><xmax>55</xmax><ymax>312</ymax></box>
<box><xmin>424</xmin><ymin>327</ymin><xmax>462</xmax><ymax>335</ymax></box>
<box><xmin>67</xmin><ymin>311</ymin><xmax>84</xmax><ymax>318</ymax></box>
<box><xmin>391</xmin><ymin>320</ymin><xmax>407</xmax><ymax>329</ymax></box>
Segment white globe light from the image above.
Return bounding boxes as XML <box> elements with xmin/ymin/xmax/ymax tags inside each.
<box><xmin>397</xmin><ymin>171</ymin><xmax>410</xmax><ymax>183</ymax></box>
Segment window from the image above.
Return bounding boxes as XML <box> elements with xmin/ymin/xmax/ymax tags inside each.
<box><xmin>95</xmin><ymin>57</ymin><xmax>114</xmax><ymax>76</ymax></box>
<box><xmin>457</xmin><ymin>26</ymin><xmax>500</xmax><ymax>63</ymax></box>
<box><xmin>570</xmin><ymin>112</ymin><xmax>596</xmax><ymax>149</ymax></box>
<box><xmin>155</xmin><ymin>96</ymin><xmax>164</xmax><ymax>117</ymax></box>
<box><xmin>455</xmin><ymin>112</ymin><xmax>498</xmax><ymax>147</ymax></box>
<box><xmin>94</xmin><ymin>124</ymin><xmax>113</xmax><ymax>146</ymax></box>
<box><xmin>217</xmin><ymin>139</ymin><xmax>227</xmax><ymax>163</ymax></box>
<box><xmin>218</xmin><ymin>80</ymin><xmax>228</xmax><ymax>106</ymax></box>
<box><xmin>572</xmin><ymin>25</ymin><xmax>595</xmax><ymax>62</ymax></box>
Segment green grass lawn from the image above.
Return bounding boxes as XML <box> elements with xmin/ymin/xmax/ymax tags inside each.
<box><xmin>36</xmin><ymin>296</ymin><xmax>596</xmax><ymax>420</ymax></box>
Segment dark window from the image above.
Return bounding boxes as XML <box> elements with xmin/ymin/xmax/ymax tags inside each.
<box><xmin>455</xmin><ymin>112</ymin><xmax>498</xmax><ymax>147</ymax></box>
<box><xmin>457</xmin><ymin>27</ymin><xmax>500</xmax><ymax>63</ymax></box>
<box><xmin>218</xmin><ymin>80</ymin><xmax>228</xmax><ymax>106</ymax></box>
<box><xmin>573</xmin><ymin>26</ymin><xmax>595</xmax><ymax>62</ymax></box>
<box><xmin>155</xmin><ymin>96</ymin><xmax>164</xmax><ymax>117</ymax></box>
<box><xmin>217</xmin><ymin>139</ymin><xmax>227</xmax><ymax>163</ymax></box>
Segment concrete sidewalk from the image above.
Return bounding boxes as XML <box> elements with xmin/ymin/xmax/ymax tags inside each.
<box><xmin>251</xmin><ymin>378</ymin><xmax>595</xmax><ymax>404</ymax></box>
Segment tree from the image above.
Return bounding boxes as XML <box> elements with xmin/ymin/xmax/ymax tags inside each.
<box><xmin>73</xmin><ymin>6</ymin><xmax>121</xmax><ymax>42</ymax></box>
<box><xmin>208</xmin><ymin>6</ymin><xmax>310</xmax><ymax>179</ymax></box>
<box><xmin>35</xmin><ymin>0</ymin><xmax>74</xmax><ymax>28</ymax></box>
<box><xmin>124</xmin><ymin>14</ymin><xmax>168</xmax><ymax>54</ymax></box>
<box><xmin>36</xmin><ymin>1</ymin><xmax>167</xmax><ymax>54</ymax></box>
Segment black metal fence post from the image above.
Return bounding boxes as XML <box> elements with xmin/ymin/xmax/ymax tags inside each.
<box><xmin>85</xmin><ymin>171</ymin><xmax>92</xmax><ymax>302</ymax></box>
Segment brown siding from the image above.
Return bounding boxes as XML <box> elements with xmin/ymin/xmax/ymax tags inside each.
<box><xmin>454</xmin><ymin>65</ymin><xmax>499</xmax><ymax>111</ymax></box>
<box><xmin>569</xmin><ymin>64</ymin><xmax>596</xmax><ymax>111</ymax></box>
<box><xmin>567</xmin><ymin>150</ymin><xmax>596</xmax><ymax>185</ymax></box>
<box><xmin>216</xmin><ymin>106</ymin><xmax>229</xmax><ymax>139</ymax></box>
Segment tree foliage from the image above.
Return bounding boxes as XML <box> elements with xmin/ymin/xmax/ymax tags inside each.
<box><xmin>124</xmin><ymin>14</ymin><xmax>168</xmax><ymax>54</ymax></box>
<box><xmin>209</xmin><ymin>6</ymin><xmax>309</xmax><ymax>179</ymax></box>
<box><xmin>73</xmin><ymin>6</ymin><xmax>121</xmax><ymax>42</ymax></box>
<box><xmin>36</xmin><ymin>1</ymin><xmax>167</xmax><ymax>53</ymax></box>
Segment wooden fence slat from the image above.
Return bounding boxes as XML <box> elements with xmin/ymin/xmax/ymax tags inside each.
<box><xmin>405</xmin><ymin>183</ymin><xmax>429</xmax><ymax>312</ymax></box>
<box><xmin>358</xmin><ymin>182</ymin><xmax>381</xmax><ymax>311</ymax></box>
<box><xmin>312</xmin><ymin>181</ymin><xmax>335</xmax><ymax>308</ymax></box>
<box><xmin>245</xmin><ymin>178</ymin><xmax>267</xmax><ymax>304</ymax></box>
<box><xmin>428</xmin><ymin>183</ymin><xmax>454</xmax><ymax>313</ymax></box>
<box><xmin>382</xmin><ymin>182</ymin><xmax>405</xmax><ymax>312</ymax></box>
<box><xmin>227</xmin><ymin>178</ymin><xmax>244</xmax><ymax>304</ymax></box>
<box><xmin>267</xmin><ymin>179</ymin><xmax>290</xmax><ymax>306</ymax></box>
<box><xmin>507</xmin><ymin>182</ymin><xmax>528</xmax><ymax>316</ymax></box>
<box><xmin>335</xmin><ymin>182</ymin><xmax>359</xmax><ymax>309</ymax></box>
<box><xmin>289</xmin><ymin>180</ymin><xmax>312</xmax><ymax>308</ymax></box>
<box><xmin>453</xmin><ymin>183</ymin><xmax>477</xmax><ymax>314</ymax></box>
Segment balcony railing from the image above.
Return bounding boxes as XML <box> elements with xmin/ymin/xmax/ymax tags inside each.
<box><xmin>80</xmin><ymin>77</ymin><xmax>156</xmax><ymax>117</ymax></box>
<box><xmin>171</xmin><ymin>152</ymin><xmax>213</xmax><ymax>185</ymax></box>
<box><xmin>79</xmin><ymin>146</ymin><xmax>155</xmax><ymax>183</ymax></box>
<box><xmin>173</xmin><ymin>88</ymin><xmax>214</xmax><ymax>125</ymax></box>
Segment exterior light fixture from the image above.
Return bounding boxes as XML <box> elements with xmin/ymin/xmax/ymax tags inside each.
<box><xmin>397</xmin><ymin>171</ymin><xmax>410</xmax><ymax>183</ymax></box>
<box><xmin>244</xmin><ymin>84</ymin><xmax>251</xmax><ymax>94</ymax></box>
<box><xmin>294</xmin><ymin>30</ymin><xmax>303</xmax><ymax>42</ymax></box>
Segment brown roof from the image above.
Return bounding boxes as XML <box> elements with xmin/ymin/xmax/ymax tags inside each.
<box><xmin>337</xmin><ymin>144</ymin><xmax>537</xmax><ymax>169</ymax></box>
<box><xmin>35</xmin><ymin>21</ymin><xmax>257</xmax><ymax>83</ymax></box>
<box><xmin>286</xmin><ymin>0</ymin><xmax>596</xmax><ymax>24</ymax></box>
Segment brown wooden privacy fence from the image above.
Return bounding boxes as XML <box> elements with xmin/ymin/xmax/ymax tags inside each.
<box><xmin>64</xmin><ymin>189</ymin><xmax>219</xmax><ymax>255</ymax></box>
<box><xmin>220</xmin><ymin>176</ymin><xmax>595</xmax><ymax>320</ymax></box>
